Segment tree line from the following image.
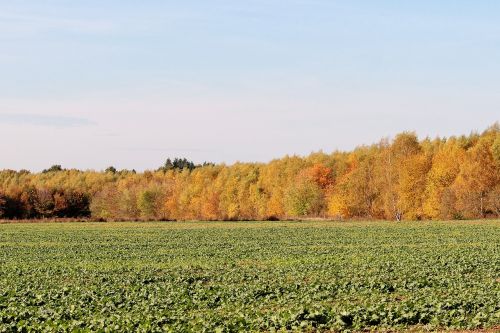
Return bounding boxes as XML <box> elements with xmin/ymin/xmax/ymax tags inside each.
<box><xmin>1</xmin><ymin>124</ymin><xmax>499</xmax><ymax>221</ymax></box>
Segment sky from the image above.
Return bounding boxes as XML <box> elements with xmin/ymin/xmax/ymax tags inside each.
<box><xmin>0</xmin><ymin>1</ymin><xmax>499</xmax><ymax>171</ymax></box>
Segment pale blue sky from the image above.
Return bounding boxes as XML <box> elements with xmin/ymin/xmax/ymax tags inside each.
<box><xmin>1</xmin><ymin>1</ymin><xmax>499</xmax><ymax>171</ymax></box>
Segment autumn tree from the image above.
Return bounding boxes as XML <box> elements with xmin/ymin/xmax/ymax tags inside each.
<box><xmin>328</xmin><ymin>146</ymin><xmax>381</xmax><ymax>219</ymax></box>
<box><xmin>137</xmin><ymin>186</ymin><xmax>163</xmax><ymax>220</ymax></box>
<box><xmin>0</xmin><ymin>192</ymin><xmax>6</xmax><ymax>218</ymax></box>
<box><xmin>378</xmin><ymin>133</ymin><xmax>425</xmax><ymax>221</ymax></box>
<box><xmin>423</xmin><ymin>139</ymin><xmax>465</xmax><ymax>219</ymax></box>
<box><xmin>397</xmin><ymin>153</ymin><xmax>431</xmax><ymax>220</ymax></box>
<box><xmin>53</xmin><ymin>192</ymin><xmax>69</xmax><ymax>217</ymax></box>
<box><xmin>453</xmin><ymin>128</ymin><xmax>499</xmax><ymax>218</ymax></box>
<box><xmin>90</xmin><ymin>184</ymin><xmax>121</xmax><ymax>220</ymax></box>
<box><xmin>285</xmin><ymin>173</ymin><xmax>324</xmax><ymax>217</ymax></box>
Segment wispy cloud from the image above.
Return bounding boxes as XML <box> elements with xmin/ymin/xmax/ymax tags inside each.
<box><xmin>0</xmin><ymin>12</ymin><xmax>116</xmax><ymax>36</ymax></box>
<box><xmin>0</xmin><ymin>113</ymin><xmax>96</xmax><ymax>127</ymax></box>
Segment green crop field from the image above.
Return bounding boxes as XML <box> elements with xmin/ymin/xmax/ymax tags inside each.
<box><xmin>0</xmin><ymin>221</ymin><xmax>499</xmax><ymax>332</ymax></box>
